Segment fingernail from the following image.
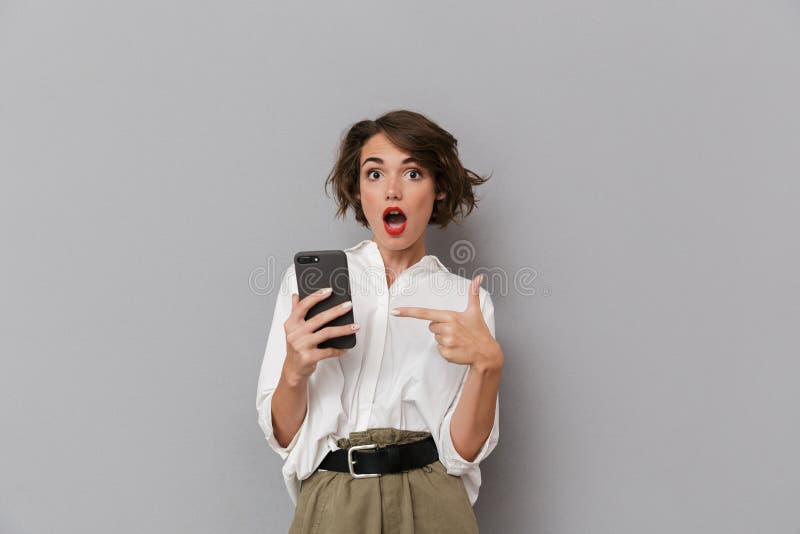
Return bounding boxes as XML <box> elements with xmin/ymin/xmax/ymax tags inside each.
<box><xmin>351</xmin><ymin>323</ymin><xmax>360</xmax><ymax>330</ymax></box>
<box><xmin>390</xmin><ymin>308</ymin><xmax>400</xmax><ymax>316</ymax></box>
<box><xmin>320</xmin><ymin>287</ymin><xmax>332</xmax><ymax>294</ymax></box>
<box><xmin>341</xmin><ymin>300</ymin><xmax>352</xmax><ymax>309</ymax></box>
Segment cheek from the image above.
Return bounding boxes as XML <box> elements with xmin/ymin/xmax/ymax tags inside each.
<box><xmin>359</xmin><ymin>185</ymin><xmax>382</xmax><ymax>217</ymax></box>
<box><xmin>409</xmin><ymin>187</ymin><xmax>437</xmax><ymax>213</ymax></box>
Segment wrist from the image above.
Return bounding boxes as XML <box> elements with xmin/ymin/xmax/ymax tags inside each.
<box><xmin>281</xmin><ymin>364</ymin><xmax>309</xmax><ymax>389</ymax></box>
<box><xmin>471</xmin><ymin>340</ymin><xmax>504</xmax><ymax>374</ymax></box>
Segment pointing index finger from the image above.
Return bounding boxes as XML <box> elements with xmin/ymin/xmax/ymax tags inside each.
<box><xmin>391</xmin><ymin>306</ymin><xmax>452</xmax><ymax>322</ymax></box>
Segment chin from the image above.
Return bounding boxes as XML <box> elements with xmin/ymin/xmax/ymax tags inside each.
<box><xmin>385</xmin><ymin>231</ymin><xmax>423</xmax><ymax>249</ymax></box>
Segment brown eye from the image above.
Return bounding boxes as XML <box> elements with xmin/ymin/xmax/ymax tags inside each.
<box><xmin>367</xmin><ymin>170</ymin><xmax>380</xmax><ymax>180</ymax></box>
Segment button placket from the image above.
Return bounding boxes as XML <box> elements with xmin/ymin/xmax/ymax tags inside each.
<box><xmin>354</xmin><ymin>247</ymin><xmax>390</xmax><ymax>430</ymax></box>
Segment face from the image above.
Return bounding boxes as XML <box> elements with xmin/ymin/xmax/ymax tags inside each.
<box><xmin>355</xmin><ymin>133</ymin><xmax>446</xmax><ymax>250</ymax></box>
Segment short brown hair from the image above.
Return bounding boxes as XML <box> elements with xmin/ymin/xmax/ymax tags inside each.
<box><xmin>324</xmin><ymin>109</ymin><xmax>491</xmax><ymax>229</ymax></box>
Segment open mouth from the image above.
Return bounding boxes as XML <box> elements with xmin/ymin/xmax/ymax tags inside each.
<box><xmin>382</xmin><ymin>206</ymin><xmax>407</xmax><ymax>235</ymax></box>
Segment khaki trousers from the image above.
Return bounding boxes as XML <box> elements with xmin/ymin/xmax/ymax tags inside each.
<box><xmin>288</xmin><ymin>428</ymin><xmax>479</xmax><ymax>534</ymax></box>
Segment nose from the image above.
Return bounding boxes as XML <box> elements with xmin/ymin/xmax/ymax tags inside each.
<box><xmin>385</xmin><ymin>175</ymin><xmax>402</xmax><ymax>201</ymax></box>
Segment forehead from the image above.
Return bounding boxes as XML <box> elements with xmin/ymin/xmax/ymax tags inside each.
<box><xmin>360</xmin><ymin>133</ymin><xmax>411</xmax><ymax>163</ymax></box>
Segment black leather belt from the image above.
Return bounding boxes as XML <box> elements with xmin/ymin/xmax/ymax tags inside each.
<box><xmin>317</xmin><ymin>436</ymin><xmax>439</xmax><ymax>478</ymax></box>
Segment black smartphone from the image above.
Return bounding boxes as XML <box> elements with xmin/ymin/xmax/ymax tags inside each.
<box><xmin>293</xmin><ymin>249</ymin><xmax>356</xmax><ymax>349</ymax></box>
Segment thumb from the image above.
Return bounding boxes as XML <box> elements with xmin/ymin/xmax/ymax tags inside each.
<box><xmin>466</xmin><ymin>274</ymin><xmax>483</xmax><ymax>311</ymax></box>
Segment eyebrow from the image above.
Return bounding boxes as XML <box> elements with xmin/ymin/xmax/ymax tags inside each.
<box><xmin>360</xmin><ymin>157</ymin><xmax>421</xmax><ymax>168</ymax></box>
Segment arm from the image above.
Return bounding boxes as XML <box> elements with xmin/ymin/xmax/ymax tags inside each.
<box><xmin>440</xmin><ymin>286</ymin><xmax>502</xmax><ymax>473</ymax></box>
<box><xmin>256</xmin><ymin>265</ymin><xmax>305</xmax><ymax>458</ymax></box>
<box><xmin>271</xmin><ymin>369</ymin><xmax>310</xmax><ymax>448</ymax></box>
<box><xmin>259</xmin><ymin>266</ymin><xmax>358</xmax><ymax>452</ymax></box>
<box><xmin>449</xmin><ymin>345</ymin><xmax>503</xmax><ymax>462</ymax></box>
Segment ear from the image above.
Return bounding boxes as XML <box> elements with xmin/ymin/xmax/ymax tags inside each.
<box><xmin>436</xmin><ymin>191</ymin><xmax>446</xmax><ymax>201</ymax></box>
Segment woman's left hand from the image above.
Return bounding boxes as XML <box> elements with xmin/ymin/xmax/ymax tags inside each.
<box><xmin>391</xmin><ymin>275</ymin><xmax>503</xmax><ymax>371</ymax></box>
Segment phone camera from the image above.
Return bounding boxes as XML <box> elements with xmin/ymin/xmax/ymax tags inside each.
<box><xmin>297</xmin><ymin>256</ymin><xmax>320</xmax><ymax>264</ymax></box>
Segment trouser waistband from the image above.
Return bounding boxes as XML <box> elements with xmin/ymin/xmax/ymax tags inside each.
<box><xmin>335</xmin><ymin>427</ymin><xmax>433</xmax><ymax>449</ymax></box>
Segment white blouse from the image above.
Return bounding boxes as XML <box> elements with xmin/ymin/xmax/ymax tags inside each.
<box><xmin>256</xmin><ymin>238</ymin><xmax>500</xmax><ymax>506</ymax></box>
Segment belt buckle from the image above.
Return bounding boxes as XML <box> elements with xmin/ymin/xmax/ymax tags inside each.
<box><xmin>347</xmin><ymin>443</ymin><xmax>381</xmax><ymax>478</ymax></box>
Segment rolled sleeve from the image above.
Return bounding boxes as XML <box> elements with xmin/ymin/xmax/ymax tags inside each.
<box><xmin>256</xmin><ymin>263</ymin><xmax>307</xmax><ymax>459</ymax></box>
<box><xmin>439</xmin><ymin>394</ymin><xmax>500</xmax><ymax>476</ymax></box>
<box><xmin>438</xmin><ymin>288</ymin><xmax>500</xmax><ymax>476</ymax></box>
<box><xmin>257</xmin><ymin>385</ymin><xmax>309</xmax><ymax>460</ymax></box>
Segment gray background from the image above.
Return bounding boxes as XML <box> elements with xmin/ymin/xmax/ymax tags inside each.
<box><xmin>1</xmin><ymin>1</ymin><xmax>798</xmax><ymax>533</ymax></box>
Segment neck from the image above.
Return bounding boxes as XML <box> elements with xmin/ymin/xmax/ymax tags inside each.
<box><xmin>371</xmin><ymin>234</ymin><xmax>427</xmax><ymax>285</ymax></box>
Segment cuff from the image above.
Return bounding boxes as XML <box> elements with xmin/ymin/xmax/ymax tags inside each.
<box><xmin>438</xmin><ymin>398</ymin><xmax>500</xmax><ymax>476</ymax></box>
<box><xmin>258</xmin><ymin>386</ymin><xmax>307</xmax><ymax>460</ymax></box>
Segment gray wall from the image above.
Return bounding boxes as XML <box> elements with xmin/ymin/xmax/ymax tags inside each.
<box><xmin>1</xmin><ymin>1</ymin><xmax>798</xmax><ymax>533</ymax></box>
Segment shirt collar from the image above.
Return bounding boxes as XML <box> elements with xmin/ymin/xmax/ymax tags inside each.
<box><xmin>345</xmin><ymin>239</ymin><xmax>450</xmax><ymax>274</ymax></box>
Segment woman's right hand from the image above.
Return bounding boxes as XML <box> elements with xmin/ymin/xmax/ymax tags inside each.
<box><xmin>282</xmin><ymin>288</ymin><xmax>359</xmax><ymax>384</ymax></box>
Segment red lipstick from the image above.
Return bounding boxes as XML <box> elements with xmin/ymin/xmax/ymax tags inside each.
<box><xmin>382</xmin><ymin>206</ymin><xmax>407</xmax><ymax>236</ymax></box>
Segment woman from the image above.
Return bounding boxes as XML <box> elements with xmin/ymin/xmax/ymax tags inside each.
<box><xmin>256</xmin><ymin>109</ymin><xmax>503</xmax><ymax>533</ymax></box>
